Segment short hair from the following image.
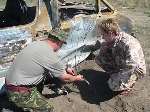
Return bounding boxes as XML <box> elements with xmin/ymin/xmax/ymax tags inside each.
<box><xmin>96</xmin><ymin>18</ymin><xmax>120</xmax><ymax>34</ymax></box>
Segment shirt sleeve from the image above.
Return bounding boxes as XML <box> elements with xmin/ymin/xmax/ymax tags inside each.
<box><xmin>42</xmin><ymin>54</ymin><xmax>66</xmax><ymax>77</ymax></box>
<box><xmin>123</xmin><ymin>39</ymin><xmax>146</xmax><ymax>77</ymax></box>
<box><xmin>50</xmin><ymin>61</ymin><xmax>66</xmax><ymax>77</ymax></box>
<box><xmin>108</xmin><ymin>40</ymin><xmax>146</xmax><ymax>91</ymax></box>
<box><xmin>82</xmin><ymin>40</ymin><xmax>101</xmax><ymax>52</ymax></box>
<box><xmin>112</xmin><ymin>37</ymin><xmax>146</xmax><ymax>79</ymax></box>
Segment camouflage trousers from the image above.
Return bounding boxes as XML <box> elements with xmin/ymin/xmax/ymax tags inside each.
<box><xmin>8</xmin><ymin>87</ymin><xmax>54</xmax><ymax>112</ymax></box>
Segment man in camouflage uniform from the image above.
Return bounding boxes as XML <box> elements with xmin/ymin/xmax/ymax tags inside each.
<box><xmin>6</xmin><ymin>29</ymin><xmax>84</xmax><ymax>112</ymax></box>
<box><xmin>95</xmin><ymin>18</ymin><xmax>146</xmax><ymax>94</ymax></box>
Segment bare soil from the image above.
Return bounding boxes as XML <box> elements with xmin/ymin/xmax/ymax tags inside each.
<box><xmin>45</xmin><ymin>7</ymin><xmax>150</xmax><ymax>112</ymax></box>
<box><xmin>1</xmin><ymin>1</ymin><xmax>150</xmax><ymax>112</ymax></box>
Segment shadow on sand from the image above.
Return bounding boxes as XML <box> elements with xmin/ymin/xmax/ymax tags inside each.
<box><xmin>0</xmin><ymin>69</ymin><xmax>120</xmax><ymax>111</ymax></box>
<box><xmin>75</xmin><ymin>69</ymin><xmax>121</xmax><ymax>104</ymax></box>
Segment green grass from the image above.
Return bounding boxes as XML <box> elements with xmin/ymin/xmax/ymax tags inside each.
<box><xmin>144</xmin><ymin>11</ymin><xmax>150</xmax><ymax>17</ymax></box>
<box><xmin>0</xmin><ymin>0</ymin><xmax>6</xmax><ymax>11</ymax></box>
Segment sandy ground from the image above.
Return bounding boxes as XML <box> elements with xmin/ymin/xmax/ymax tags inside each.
<box><xmin>45</xmin><ymin>8</ymin><xmax>150</xmax><ymax>112</ymax></box>
<box><xmin>0</xmin><ymin>3</ymin><xmax>150</xmax><ymax>112</ymax></box>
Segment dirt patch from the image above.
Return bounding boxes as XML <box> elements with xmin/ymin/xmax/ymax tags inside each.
<box><xmin>46</xmin><ymin>6</ymin><xmax>150</xmax><ymax>112</ymax></box>
<box><xmin>1</xmin><ymin>1</ymin><xmax>150</xmax><ymax>112</ymax></box>
<box><xmin>47</xmin><ymin>59</ymin><xmax>150</xmax><ymax>112</ymax></box>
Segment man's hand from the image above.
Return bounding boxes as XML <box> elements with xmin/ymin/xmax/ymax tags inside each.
<box><xmin>66</xmin><ymin>67</ymin><xmax>88</xmax><ymax>82</ymax></box>
<box><xmin>66</xmin><ymin>67</ymin><xmax>84</xmax><ymax>81</ymax></box>
<box><xmin>60</xmin><ymin>67</ymin><xmax>84</xmax><ymax>82</ymax></box>
<box><xmin>66</xmin><ymin>67</ymin><xmax>76</xmax><ymax>76</ymax></box>
<box><xmin>75</xmin><ymin>74</ymin><xmax>84</xmax><ymax>81</ymax></box>
<box><xmin>62</xmin><ymin>65</ymin><xmax>86</xmax><ymax>82</ymax></box>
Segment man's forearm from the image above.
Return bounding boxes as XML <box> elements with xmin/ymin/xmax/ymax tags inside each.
<box><xmin>59</xmin><ymin>73</ymin><xmax>84</xmax><ymax>83</ymax></box>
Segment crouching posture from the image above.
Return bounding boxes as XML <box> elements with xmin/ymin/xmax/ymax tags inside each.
<box><xmin>6</xmin><ymin>29</ymin><xmax>84</xmax><ymax>111</ymax></box>
<box><xmin>95</xmin><ymin>18</ymin><xmax>146</xmax><ymax>94</ymax></box>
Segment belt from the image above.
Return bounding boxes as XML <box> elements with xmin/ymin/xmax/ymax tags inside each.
<box><xmin>6</xmin><ymin>84</ymin><xmax>32</xmax><ymax>94</ymax></box>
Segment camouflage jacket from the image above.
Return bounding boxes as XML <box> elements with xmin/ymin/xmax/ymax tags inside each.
<box><xmin>96</xmin><ymin>32</ymin><xmax>146</xmax><ymax>78</ymax></box>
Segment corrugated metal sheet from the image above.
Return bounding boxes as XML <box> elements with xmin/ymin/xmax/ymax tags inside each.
<box><xmin>0</xmin><ymin>27</ymin><xmax>32</xmax><ymax>76</ymax></box>
<box><xmin>58</xmin><ymin>16</ymin><xmax>97</xmax><ymax>67</ymax></box>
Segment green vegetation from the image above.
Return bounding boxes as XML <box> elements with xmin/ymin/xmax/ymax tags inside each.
<box><xmin>144</xmin><ymin>11</ymin><xmax>150</xmax><ymax>17</ymax></box>
<box><xmin>0</xmin><ymin>0</ymin><xmax>6</xmax><ymax>10</ymax></box>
